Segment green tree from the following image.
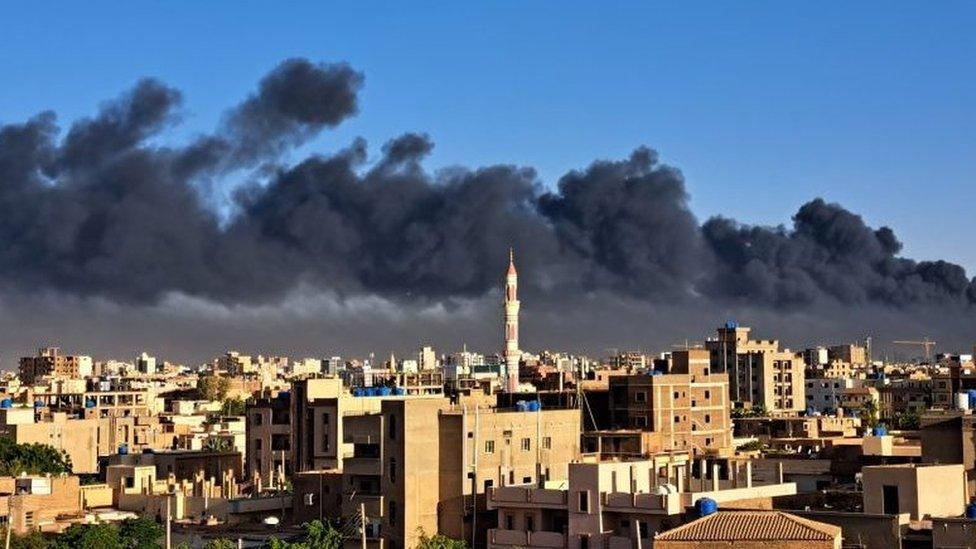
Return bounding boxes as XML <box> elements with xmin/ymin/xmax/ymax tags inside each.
<box><xmin>203</xmin><ymin>539</ymin><xmax>237</xmax><ymax>549</ymax></box>
<box><xmin>198</xmin><ymin>376</ymin><xmax>231</xmax><ymax>401</ymax></box>
<box><xmin>0</xmin><ymin>438</ymin><xmax>72</xmax><ymax>476</ymax></box>
<box><xmin>896</xmin><ymin>408</ymin><xmax>921</xmax><ymax>430</ymax></box>
<box><xmin>859</xmin><ymin>399</ymin><xmax>880</xmax><ymax>429</ymax></box>
<box><xmin>416</xmin><ymin>529</ymin><xmax>466</xmax><ymax>549</ymax></box>
<box><xmin>221</xmin><ymin>396</ymin><xmax>247</xmax><ymax>416</ymax></box>
<box><xmin>118</xmin><ymin>516</ymin><xmax>163</xmax><ymax>549</ymax></box>
<box><xmin>51</xmin><ymin>523</ymin><xmax>121</xmax><ymax>549</ymax></box>
<box><xmin>8</xmin><ymin>529</ymin><xmax>49</xmax><ymax>549</ymax></box>
<box><xmin>263</xmin><ymin>520</ymin><xmax>345</xmax><ymax>549</ymax></box>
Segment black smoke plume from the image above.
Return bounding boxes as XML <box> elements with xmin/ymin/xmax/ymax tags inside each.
<box><xmin>0</xmin><ymin>57</ymin><xmax>973</xmax><ymax>353</ymax></box>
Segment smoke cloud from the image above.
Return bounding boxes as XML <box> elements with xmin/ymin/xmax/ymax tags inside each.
<box><xmin>0</xmin><ymin>57</ymin><xmax>972</xmax><ymax>361</ymax></box>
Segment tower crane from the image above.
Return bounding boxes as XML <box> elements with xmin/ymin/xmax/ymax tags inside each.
<box><xmin>893</xmin><ymin>338</ymin><xmax>937</xmax><ymax>361</ymax></box>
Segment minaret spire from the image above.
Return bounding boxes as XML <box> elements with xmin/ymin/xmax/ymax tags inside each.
<box><xmin>504</xmin><ymin>248</ymin><xmax>521</xmax><ymax>392</ymax></box>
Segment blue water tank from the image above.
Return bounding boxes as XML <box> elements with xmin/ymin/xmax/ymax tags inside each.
<box><xmin>84</xmin><ymin>399</ymin><xmax>97</xmax><ymax>408</ymax></box>
<box><xmin>650</xmin><ymin>370</ymin><xmax>663</xmax><ymax>376</ymax></box>
<box><xmin>0</xmin><ymin>399</ymin><xmax>12</xmax><ymax>409</ymax></box>
<box><xmin>967</xmin><ymin>390</ymin><xmax>976</xmax><ymax>409</ymax></box>
<box><xmin>695</xmin><ymin>497</ymin><xmax>718</xmax><ymax>517</ymax></box>
<box><xmin>527</xmin><ymin>401</ymin><xmax>541</xmax><ymax>412</ymax></box>
<box><xmin>515</xmin><ymin>400</ymin><xmax>529</xmax><ymax>412</ymax></box>
<box><xmin>365</xmin><ymin>387</ymin><xmax>377</xmax><ymax>397</ymax></box>
<box><xmin>353</xmin><ymin>387</ymin><xmax>364</xmax><ymax>397</ymax></box>
<box><xmin>966</xmin><ymin>503</ymin><xmax>976</xmax><ymax>519</ymax></box>
<box><xmin>118</xmin><ymin>444</ymin><xmax>128</xmax><ymax>455</ymax></box>
<box><xmin>33</xmin><ymin>400</ymin><xmax>44</xmax><ymax>409</ymax></box>
<box><xmin>393</xmin><ymin>387</ymin><xmax>406</xmax><ymax>396</ymax></box>
<box><xmin>872</xmin><ymin>426</ymin><xmax>888</xmax><ymax>437</ymax></box>
<box><xmin>378</xmin><ymin>387</ymin><xmax>392</xmax><ymax>397</ymax></box>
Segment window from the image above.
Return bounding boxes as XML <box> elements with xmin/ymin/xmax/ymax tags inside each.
<box><xmin>322</xmin><ymin>433</ymin><xmax>330</xmax><ymax>453</ymax></box>
<box><xmin>526</xmin><ymin>515</ymin><xmax>535</xmax><ymax>532</ymax></box>
<box><xmin>542</xmin><ymin>437</ymin><xmax>552</xmax><ymax>449</ymax></box>
<box><xmin>484</xmin><ymin>479</ymin><xmax>494</xmax><ymax>492</ymax></box>
<box><xmin>578</xmin><ymin>490</ymin><xmax>590</xmax><ymax>513</ymax></box>
<box><xmin>485</xmin><ymin>440</ymin><xmax>495</xmax><ymax>453</ymax></box>
<box><xmin>521</xmin><ymin>438</ymin><xmax>531</xmax><ymax>451</ymax></box>
<box><xmin>322</xmin><ymin>412</ymin><xmax>330</xmax><ymax>425</ymax></box>
<box><xmin>389</xmin><ymin>458</ymin><xmax>397</xmax><ymax>483</ymax></box>
<box><xmin>673</xmin><ymin>415</ymin><xmax>680</xmax><ymax>423</ymax></box>
<box><xmin>704</xmin><ymin>390</ymin><xmax>710</xmax><ymax>399</ymax></box>
<box><xmin>389</xmin><ymin>414</ymin><xmax>397</xmax><ymax>440</ymax></box>
<box><xmin>635</xmin><ymin>391</ymin><xmax>647</xmax><ymax>403</ymax></box>
<box><xmin>389</xmin><ymin>500</ymin><xmax>397</xmax><ymax>526</ymax></box>
<box><xmin>253</xmin><ymin>413</ymin><xmax>263</xmax><ymax>426</ymax></box>
<box><xmin>505</xmin><ymin>514</ymin><xmax>514</xmax><ymax>530</ymax></box>
<box><xmin>704</xmin><ymin>414</ymin><xmax>711</xmax><ymax>423</ymax></box>
<box><xmin>523</xmin><ymin>476</ymin><xmax>532</xmax><ymax>484</ymax></box>
<box><xmin>255</xmin><ymin>438</ymin><xmax>262</xmax><ymax>450</ymax></box>
<box><xmin>673</xmin><ymin>391</ymin><xmax>679</xmax><ymax>399</ymax></box>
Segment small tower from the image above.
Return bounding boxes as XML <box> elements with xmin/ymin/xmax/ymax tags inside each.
<box><xmin>504</xmin><ymin>248</ymin><xmax>521</xmax><ymax>392</ymax></box>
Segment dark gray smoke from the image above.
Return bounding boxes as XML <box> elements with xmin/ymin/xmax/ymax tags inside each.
<box><xmin>0</xmin><ymin>56</ymin><xmax>973</xmax><ymax>328</ymax></box>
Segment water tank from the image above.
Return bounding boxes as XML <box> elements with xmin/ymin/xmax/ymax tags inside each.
<box><xmin>527</xmin><ymin>401</ymin><xmax>540</xmax><ymax>412</ymax></box>
<box><xmin>872</xmin><ymin>426</ymin><xmax>888</xmax><ymax>437</ymax></box>
<box><xmin>650</xmin><ymin>370</ymin><xmax>663</xmax><ymax>376</ymax></box>
<box><xmin>957</xmin><ymin>393</ymin><xmax>971</xmax><ymax>411</ymax></box>
<box><xmin>725</xmin><ymin>320</ymin><xmax>738</xmax><ymax>330</ymax></box>
<box><xmin>84</xmin><ymin>399</ymin><xmax>96</xmax><ymax>409</ymax></box>
<box><xmin>353</xmin><ymin>388</ymin><xmax>364</xmax><ymax>397</ymax></box>
<box><xmin>393</xmin><ymin>387</ymin><xmax>406</xmax><ymax>396</ymax></box>
<box><xmin>967</xmin><ymin>390</ymin><xmax>976</xmax><ymax>409</ymax></box>
<box><xmin>515</xmin><ymin>400</ymin><xmax>529</xmax><ymax>412</ymax></box>
<box><xmin>33</xmin><ymin>400</ymin><xmax>44</xmax><ymax>409</ymax></box>
<box><xmin>966</xmin><ymin>503</ymin><xmax>976</xmax><ymax>519</ymax></box>
<box><xmin>366</xmin><ymin>387</ymin><xmax>378</xmax><ymax>397</ymax></box>
<box><xmin>0</xmin><ymin>399</ymin><xmax>12</xmax><ymax>409</ymax></box>
<box><xmin>118</xmin><ymin>444</ymin><xmax>128</xmax><ymax>456</ymax></box>
<box><xmin>378</xmin><ymin>387</ymin><xmax>392</xmax><ymax>397</ymax></box>
<box><xmin>694</xmin><ymin>497</ymin><xmax>718</xmax><ymax>517</ymax></box>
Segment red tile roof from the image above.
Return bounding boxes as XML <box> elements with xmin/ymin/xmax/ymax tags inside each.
<box><xmin>654</xmin><ymin>511</ymin><xmax>841</xmax><ymax>542</ymax></box>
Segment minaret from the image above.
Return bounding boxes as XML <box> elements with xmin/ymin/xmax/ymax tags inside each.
<box><xmin>504</xmin><ymin>248</ymin><xmax>521</xmax><ymax>392</ymax></box>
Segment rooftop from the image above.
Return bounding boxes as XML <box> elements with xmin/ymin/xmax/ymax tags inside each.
<box><xmin>654</xmin><ymin>511</ymin><xmax>841</xmax><ymax>542</ymax></box>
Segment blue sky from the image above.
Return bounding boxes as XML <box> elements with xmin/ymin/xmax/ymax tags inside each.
<box><xmin>2</xmin><ymin>2</ymin><xmax>974</xmax><ymax>270</ymax></box>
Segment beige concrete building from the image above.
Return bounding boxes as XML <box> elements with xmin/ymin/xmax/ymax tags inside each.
<box><xmin>486</xmin><ymin>456</ymin><xmax>798</xmax><ymax>549</ymax></box>
<box><xmin>18</xmin><ymin>347</ymin><xmax>92</xmax><ymax>384</ymax></box>
<box><xmin>705</xmin><ymin>324</ymin><xmax>804</xmax><ymax>412</ymax></box>
<box><xmin>862</xmin><ymin>463</ymin><xmax>965</xmax><ymax>520</ymax></box>
<box><xmin>592</xmin><ymin>350</ymin><xmax>732</xmax><ymax>457</ymax></box>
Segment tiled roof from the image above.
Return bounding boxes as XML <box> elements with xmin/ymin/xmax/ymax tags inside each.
<box><xmin>654</xmin><ymin>511</ymin><xmax>841</xmax><ymax>542</ymax></box>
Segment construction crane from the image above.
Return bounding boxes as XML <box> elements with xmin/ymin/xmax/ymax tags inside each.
<box><xmin>893</xmin><ymin>338</ymin><xmax>937</xmax><ymax>361</ymax></box>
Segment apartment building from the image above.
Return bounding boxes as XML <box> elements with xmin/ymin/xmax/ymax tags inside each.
<box><xmin>593</xmin><ymin>351</ymin><xmax>731</xmax><ymax>458</ymax></box>
<box><xmin>291</xmin><ymin>397</ymin><xmax>582</xmax><ymax>549</ymax></box>
<box><xmin>245</xmin><ymin>392</ymin><xmax>292</xmax><ymax>484</ymax></box>
<box><xmin>18</xmin><ymin>348</ymin><xmax>92</xmax><ymax>385</ymax></box>
<box><xmin>486</xmin><ymin>455</ymin><xmax>798</xmax><ymax>549</ymax></box>
<box><xmin>704</xmin><ymin>324</ymin><xmax>804</xmax><ymax>412</ymax></box>
<box><xmin>804</xmin><ymin>378</ymin><xmax>858</xmax><ymax>414</ymax></box>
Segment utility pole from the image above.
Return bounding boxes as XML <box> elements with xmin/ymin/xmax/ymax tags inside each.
<box><xmin>165</xmin><ymin>495</ymin><xmax>172</xmax><ymax>549</ymax></box>
<box><xmin>360</xmin><ymin>502</ymin><xmax>367</xmax><ymax>549</ymax></box>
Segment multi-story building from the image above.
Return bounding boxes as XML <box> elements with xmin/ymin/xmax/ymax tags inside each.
<box><xmin>804</xmin><ymin>378</ymin><xmax>859</xmax><ymax>415</ymax></box>
<box><xmin>19</xmin><ymin>348</ymin><xmax>92</xmax><ymax>385</ymax></box>
<box><xmin>485</xmin><ymin>455</ymin><xmax>799</xmax><ymax>549</ymax></box>
<box><xmin>292</xmin><ymin>396</ymin><xmax>582</xmax><ymax>549</ymax></box>
<box><xmin>705</xmin><ymin>324</ymin><xmax>805</xmax><ymax>412</ymax></box>
<box><xmin>591</xmin><ymin>350</ymin><xmax>732</xmax><ymax>458</ymax></box>
<box><xmin>828</xmin><ymin>343</ymin><xmax>867</xmax><ymax>366</ymax></box>
<box><xmin>245</xmin><ymin>392</ymin><xmax>292</xmax><ymax>485</ymax></box>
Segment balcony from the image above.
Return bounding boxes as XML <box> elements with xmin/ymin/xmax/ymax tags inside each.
<box><xmin>602</xmin><ymin>491</ymin><xmax>681</xmax><ymax>515</ymax></box>
<box><xmin>488</xmin><ymin>529</ymin><xmax>565</xmax><ymax>548</ymax></box>
<box><xmin>487</xmin><ymin>486</ymin><xmax>567</xmax><ymax>509</ymax></box>
<box><xmin>343</xmin><ymin>456</ymin><xmax>382</xmax><ymax>476</ymax></box>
